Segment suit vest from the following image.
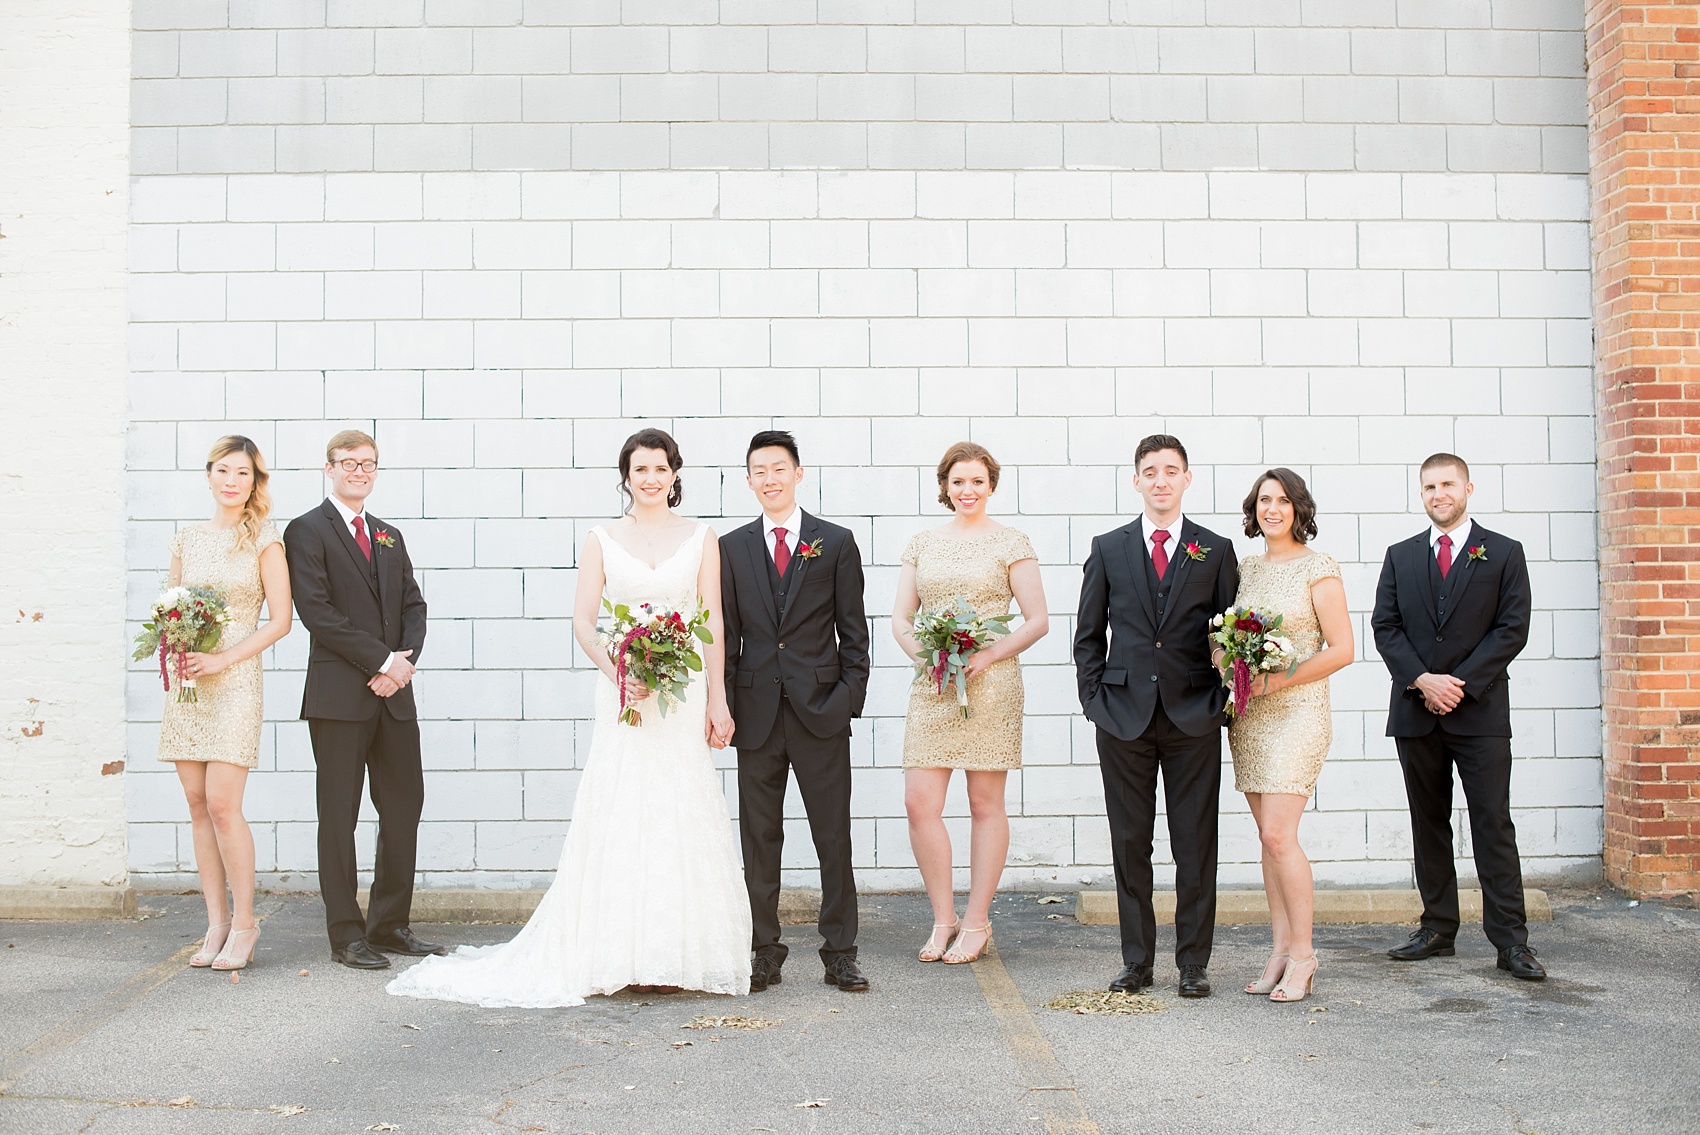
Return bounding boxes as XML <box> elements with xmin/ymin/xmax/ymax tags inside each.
<box><xmin>1140</xmin><ymin>537</ymin><xmax>1174</xmax><ymax>625</ymax></box>
<box><xmin>763</xmin><ymin>539</ymin><xmax>795</xmax><ymax>625</ymax></box>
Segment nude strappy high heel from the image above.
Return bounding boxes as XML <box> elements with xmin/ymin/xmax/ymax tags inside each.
<box><xmin>1245</xmin><ymin>953</ymin><xmax>1289</xmax><ymax>995</ymax></box>
<box><xmin>211</xmin><ymin>926</ymin><xmax>260</xmax><ymax>971</ymax></box>
<box><xmin>1269</xmin><ymin>953</ymin><xmax>1317</xmax><ymax>1003</ymax></box>
<box><xmin>919</xmin><ymin>919</ymin><xmax>961</xmax><ymax>963</ymax></box>
<box><xmin>941</xmin><ymin>924</ymin><xmax>992</xmax><ymax>965</ymax></box>
<box><xmin>189</xmin><ymin>922</ymin><xmax>231</xmax><ymax>968</ymax></box>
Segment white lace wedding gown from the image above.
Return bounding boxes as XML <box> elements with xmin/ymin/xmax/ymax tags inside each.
<box><xmin>387</xmin><ymin>524</ymin><xmax>752</xmax><ymax>1008</ymax></box>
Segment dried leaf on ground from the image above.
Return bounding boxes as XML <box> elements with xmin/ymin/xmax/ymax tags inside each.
<box><xmin>681</xmin><ymin>1015</ymin><xmax>781</xmax><ymax>1031</ymax></box>
<box><xmin>672</xmin><ymin>1040</ymin><xmax>694</xmax><ymax>1048</ymax></box>
<box><xmin>366</xmin><ymin>1124</ymin><xmax>399</xmax><ymax>1132</ymax></box>
<box><xmin>267</xmin><ymin>1104</ymin><xmax>309</xmax><ymax>1116</ymax></box>
<box><xmin>795</xmin><ymin>1099</ymin><xmax>830</xmax><ymax>1108</ymax></box>
<box><xmin>1036</xmin><ymin>896</ymin><xmax>1066</xmax><ymax>905</ymax></box>
<box><xmin>1043</xmin><ymin>990</ymin><xmax>1167</xmax><ymax>1016</ymax></box>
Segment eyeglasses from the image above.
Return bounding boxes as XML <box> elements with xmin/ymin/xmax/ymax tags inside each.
<box><xmin>333</xmin><ymin>459</ymin><xmax>378</xmax><ymax>473</ymax></box>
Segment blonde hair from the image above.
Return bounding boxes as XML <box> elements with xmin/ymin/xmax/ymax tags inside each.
<box><xmin>206</xmin><ymin>435</ymin><xmax>272</xmax><ymax>551</ymax></box>
<box><xmin>325</xmin><ymin>428</ymin><xmax>379</xmax><ymax>462</ymax></box>
<box><xmin>935</xmin><ymin>441</ymin><xmax>1001</xmax><ymax>510</ymax></box>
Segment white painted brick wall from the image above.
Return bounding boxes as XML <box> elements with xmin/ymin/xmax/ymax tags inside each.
<box><xmin>2</xmin><ymin>0</ymin><xmax>132</xmax><ymax>888</ymax></box>
<box><xmin>123</xmin><ymin>0</ymin><xmax>1600</xmax><ymax>892</ymax></box>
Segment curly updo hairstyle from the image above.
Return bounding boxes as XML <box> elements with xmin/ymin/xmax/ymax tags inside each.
<box><xmin>1242</xmin><ymin>467</ymin><xmax>1318</xmax><ymax>544</ymax></box>
<box><xmin>617</xmin><ymin>427</ymin><xmax>685</xmax><ymax>512</ymax></box>
<box><xmin>935</xmin><ymin>441</ymin><xmax>1001</xmax><ymax>510</ymax></box>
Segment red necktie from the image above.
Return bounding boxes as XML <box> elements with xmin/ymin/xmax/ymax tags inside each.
<box><xmin>773</xmin><ymin>527</ymin><xmax>791</xmax><ymax>575</ymax></box>
<box><xmin>1151</xmin><ymin>529</ymin><xmax>1171</xmax><ymax>581</ymax></box>
<box><xmin>1437</xmin><ymin>533</ymin><xmax>1453</xmax><ymax>579</ymax></box>
<box><xmin>352</xmin><ymin>514</ymin><xmax>372</xmax><ymax>561</ymax></box>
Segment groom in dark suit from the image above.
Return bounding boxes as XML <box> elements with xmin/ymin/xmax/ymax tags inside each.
<box><xmin>1372</xmin><ymin>453</ymin><xmax>1545</xmax><ymax>980</ymax></box>
<box><xmin>1075</xmin><ymin>434</ymin><xmax>1239</xmax><ymax>998</ymax></box>
<box><xmin>721</xmin><ymin>430</ymin><xmax>872</xmax><ymax>994</ymax></box>
<box><xmin>285</xmin><ymin>429</ymin><xmax>441</xmax><ymax>970</ymax></box>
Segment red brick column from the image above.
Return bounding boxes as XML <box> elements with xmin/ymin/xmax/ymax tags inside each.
<box><xmin>1589</xmin><ymin>0</ymin><xmax>1700</xmax><ymax>897</ymax></box>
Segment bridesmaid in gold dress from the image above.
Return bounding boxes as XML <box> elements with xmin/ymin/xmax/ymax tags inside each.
<box><xmin>1221</xmin><ymin>468</ymin><xmax>1353</xmax><ymax>1003</ymax></box>
<box><xmin>158</xmin><ymin>436</ymin><xmax>293</xmax><ymax>971</ymax></box>
<box><xmin>893</xmin><ymin>443</ymin><xmax>1049</xmax><ymax>966</ymax></box>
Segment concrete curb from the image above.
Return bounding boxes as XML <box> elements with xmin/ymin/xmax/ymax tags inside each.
<box><xmin>13</xmin><ymin>886</ymin><xmax>1551</xmax><ymax>928</ymax></box>
<box><xmin>372</xmin><ymin>887</ymin><xmax>826</xmax><ymax>925</ymax></box>
<box><xmin>1074</xmin><ymin>887</ymin><xmax>1553</xmax><ymax>926</ymax></box>
<box><xmin>0</xmin><ymin>886</ymin><xmax>137</xmax><ymax>921</ymax></box>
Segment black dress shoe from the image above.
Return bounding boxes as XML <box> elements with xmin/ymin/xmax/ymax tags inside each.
<box><xmin>1388</xmin><ymin>927</ymin><xmax>1456</xmax><ymax>961</ymax></box>
<box><xmin>1109</xmin><ymin>964</ymin><xmax>1154</xmax><ymax>993</ymax></box>
<box><xmin>750</xmin><ymin>956</ymin><xmax>783</xmax><ymax>992</ymax></box>
<box><xmin>1177</xmin><ymin>964</ymin><xmax>1212</xmax><ymax>998</ymax></box>
<box><xmin>1497</xmin><ymin>944</ymin><xmax>1547</xmax><ymax>981</ymax></box>
<box><xmin>822</xmin><ymin>955</ymin><xmax>869</xmax><ymax>992</ymax></box>
<box><xmin>367</xmin><ymin>927</ymin><xmax>448</xmax><ymax>956</ymax></box>
<box><xmin>331</xmin><ymin>940</ymin><xmax>391</xmax><ymax>970</ymax></box>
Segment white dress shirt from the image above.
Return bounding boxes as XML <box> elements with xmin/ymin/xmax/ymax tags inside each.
<box><xmin>1143</xmin><ymin>513</ymin><xmax>1185</xmax><ymax>564</ymax></box>
<box><xmin>327</xmin><ymin>496</ymin><xmax>398</xmax><ymax>675</ymax></box>
<box><xmin>1429</xmin><ymin>517</ymin><xmax>1474</xmax><ymax>564</ymax></box>
<box><xmin>762</xmin><ymin>506</ymin><xmax>803</xmax><ymax>563</ymax></box>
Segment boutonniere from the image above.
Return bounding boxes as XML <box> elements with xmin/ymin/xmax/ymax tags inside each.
<box><xmin>373</xmin><ymin>529</ymin><xmax>395</xmax><ymax>549</ymax></box>
<box><xmin>798</xmin><ymin>537</ymin><xmax>825</xmax><ymax>560</ymax></box>
<box><xmin>1467</xmin><ymin>544</ymin><xmax>1486</xmax><ymax>562</ymax></box>
<box><xmin>1183</xmin><ymin>541</ymin><xmax>1209</xmax><ymax>562</ymax></box>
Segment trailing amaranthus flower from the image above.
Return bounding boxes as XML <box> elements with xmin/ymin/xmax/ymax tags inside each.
<box><xmin>132</xmin><ymin>585</ymin><xmax>230</xmax><ymax>704</ymax></box>
<box><xmin>598</xmin><ymin>599</ymin><xmax>713</xmax><ymax>727</ymax></box>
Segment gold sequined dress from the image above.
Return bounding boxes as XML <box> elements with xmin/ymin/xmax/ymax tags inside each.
<box><xmin>901</xmin><ymin>527</ymin><xmax>1036</xmax><ymax>770</ymax></box>
<box><xmin>156</xmin><ymin>522</ymin><xmax>283</xmax><ymax>769</ymax></box>
<box><xmin>1227</xmin><ymin>550</ymin><xmax>1341</xmax><ymax>797</ymax></box>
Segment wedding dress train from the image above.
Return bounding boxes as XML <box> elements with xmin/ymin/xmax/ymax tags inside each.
<box><xmin>386</xmin><ymin>524</ymin><xmax>752</xmax><ymax>1008</ymax></box>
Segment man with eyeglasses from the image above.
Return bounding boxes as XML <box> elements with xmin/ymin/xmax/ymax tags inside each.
<box><xmin>285</xmin><ymin>429</ymin><xmax>441</xmax><ymax>970</ymax></box>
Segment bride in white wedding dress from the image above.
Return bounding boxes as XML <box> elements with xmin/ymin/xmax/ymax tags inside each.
<box><xmin>388</xmin><ymin>429</ymin><xmax>751</xmax><ymax>1007</ymax></box>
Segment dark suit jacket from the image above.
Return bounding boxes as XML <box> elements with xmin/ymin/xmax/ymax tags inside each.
<box><xmin>1371</xmin><ymin>523</ymin><xmax>1531</xmax><ymax>738</ymax></box>
<box><xmin>1074</xmin><ymin>516</ymin><xmax>1240</xmax><ymax>741</ymax></box>
<box><xmin>285</xmin><ymin>499</ymin><xmax>428</xmax><ymax>722</ymax></box>
<box><xmin>721</xmin><ymin>512</ymin><xmax>871</xmax><ymax>751</ymax></box>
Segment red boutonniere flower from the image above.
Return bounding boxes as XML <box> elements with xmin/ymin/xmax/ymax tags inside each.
<box><xmin>373</xmin><ymin>530</ymin><xmax>396</xmax><ymax>549</ymax></box>
<box><xmin>1184</xmin><ymin>541</ymin><xmax>1209</xmax><ymax>562</ymax></box>
<box><xmin>1467</xmin><ymin>544</ymin><xmax>1486</xmax><ymax>562</ymax></box>
<box><xmin>798</xmin><ymin>537</ymin><xmax>825</xmax><ymax>560</ymax></box>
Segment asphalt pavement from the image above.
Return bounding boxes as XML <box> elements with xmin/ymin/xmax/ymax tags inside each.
<box><xmin>1</xmin><ymin>889</ymin><xmax>1696</xmax><ymax>1135</ymax></box>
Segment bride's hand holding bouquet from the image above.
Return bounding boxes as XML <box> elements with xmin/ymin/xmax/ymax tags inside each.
<box><xmin>598</xmin><ymin>599</ymin><xmax>714</xmax><ymax>727</ymax></box>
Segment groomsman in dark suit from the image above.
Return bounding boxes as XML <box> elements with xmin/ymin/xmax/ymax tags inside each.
<box><xmin>1371</xmin><ymin>453</ymin><xmax>1545</xmax><ymax>981</ymax></box>
<box><xmin>1075</xmin><ymin>434</ymin><xmax>1239</xmax><ymax>998</ymax></box>
<box><xmin>285</xmin><ymin>429</ymin><xmax>442</xmax><ymax>970</ymax></box>
<box><xmin>720</xmin><ymin>430</ymin><xmax>872</xmax><ymax>994</ymax></box>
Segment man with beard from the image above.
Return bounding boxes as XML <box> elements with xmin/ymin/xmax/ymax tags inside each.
<box><xmin>1371</xmin><ymin>453</ymin><xmax>1545</xmax><ymax>981</ymax></box>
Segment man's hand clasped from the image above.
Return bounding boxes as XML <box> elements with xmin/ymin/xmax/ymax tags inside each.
<box><xmin>1412</xmin><ymin>672</ymin><xmax>1466</xmax><ymax>715</ymax></box>
<box><xmin>368</xmin><ymin>649</ymin><xmax>416</xmax><ymax>698</ymax></box>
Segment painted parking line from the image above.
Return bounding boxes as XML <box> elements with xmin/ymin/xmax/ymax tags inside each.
<box><xmin>968</xmin><ymin>945</ymin><xmax>1100</xmax><ymax>1135</ymax></box>
<box><xmin>0</xmin><ymin>939</ymin><xmax>198</xmax><ymax>1094</ymax></box>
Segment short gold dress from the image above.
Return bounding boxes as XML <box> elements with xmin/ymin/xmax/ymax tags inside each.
<box><xmin>156</xmin><ymin>522</ymin><xmax>283</xmax><ymax>770</ymax></box>
<box><xmin>901</xmin><ymin>527</ymin><xmax>1036</xmax><ymax>771</ymax></box>
<box><xmin>1227</xmin><ymin>550</ymin><xmax>1342</xmax><ymax>797</ymax></box>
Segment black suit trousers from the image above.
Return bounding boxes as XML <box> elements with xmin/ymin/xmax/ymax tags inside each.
<box><xmin>1395</xmin><ymin>728</ymin><xmax>1528</xmax><ymax>949</ymax></box>
<box><xmin>309</xmin><ymin>711</ymin><xmax>424</xmax><ymax>949</ymax></box>
<box><xmin>736</xmin><ymin>698</ymin><xmax>857</xmax><ymax>965</ymax></box>
<box><xmin>1095</xmin><ymin>703</ymin><xmax>1220</xmax><ymax>970</ymax></box>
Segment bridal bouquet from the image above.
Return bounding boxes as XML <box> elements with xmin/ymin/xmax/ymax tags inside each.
<box><xmin>912</xmin><ymin>598</ymin><xmax>1014</xmax><ymax>719</ymax></box>
<box><xmin>132</xmin><ymin>585</ymin><xmax>231</xmax><ymax>703</ymax></box>
<box><xmin>1210</xmin><ymin>605</ymin><xmax>1297</xmax><ymax>718</ymax></box>
<box><xmin>599</xmin><ymin>599</ymin><xmax>713</xmax><ymax>727</ymax></box>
